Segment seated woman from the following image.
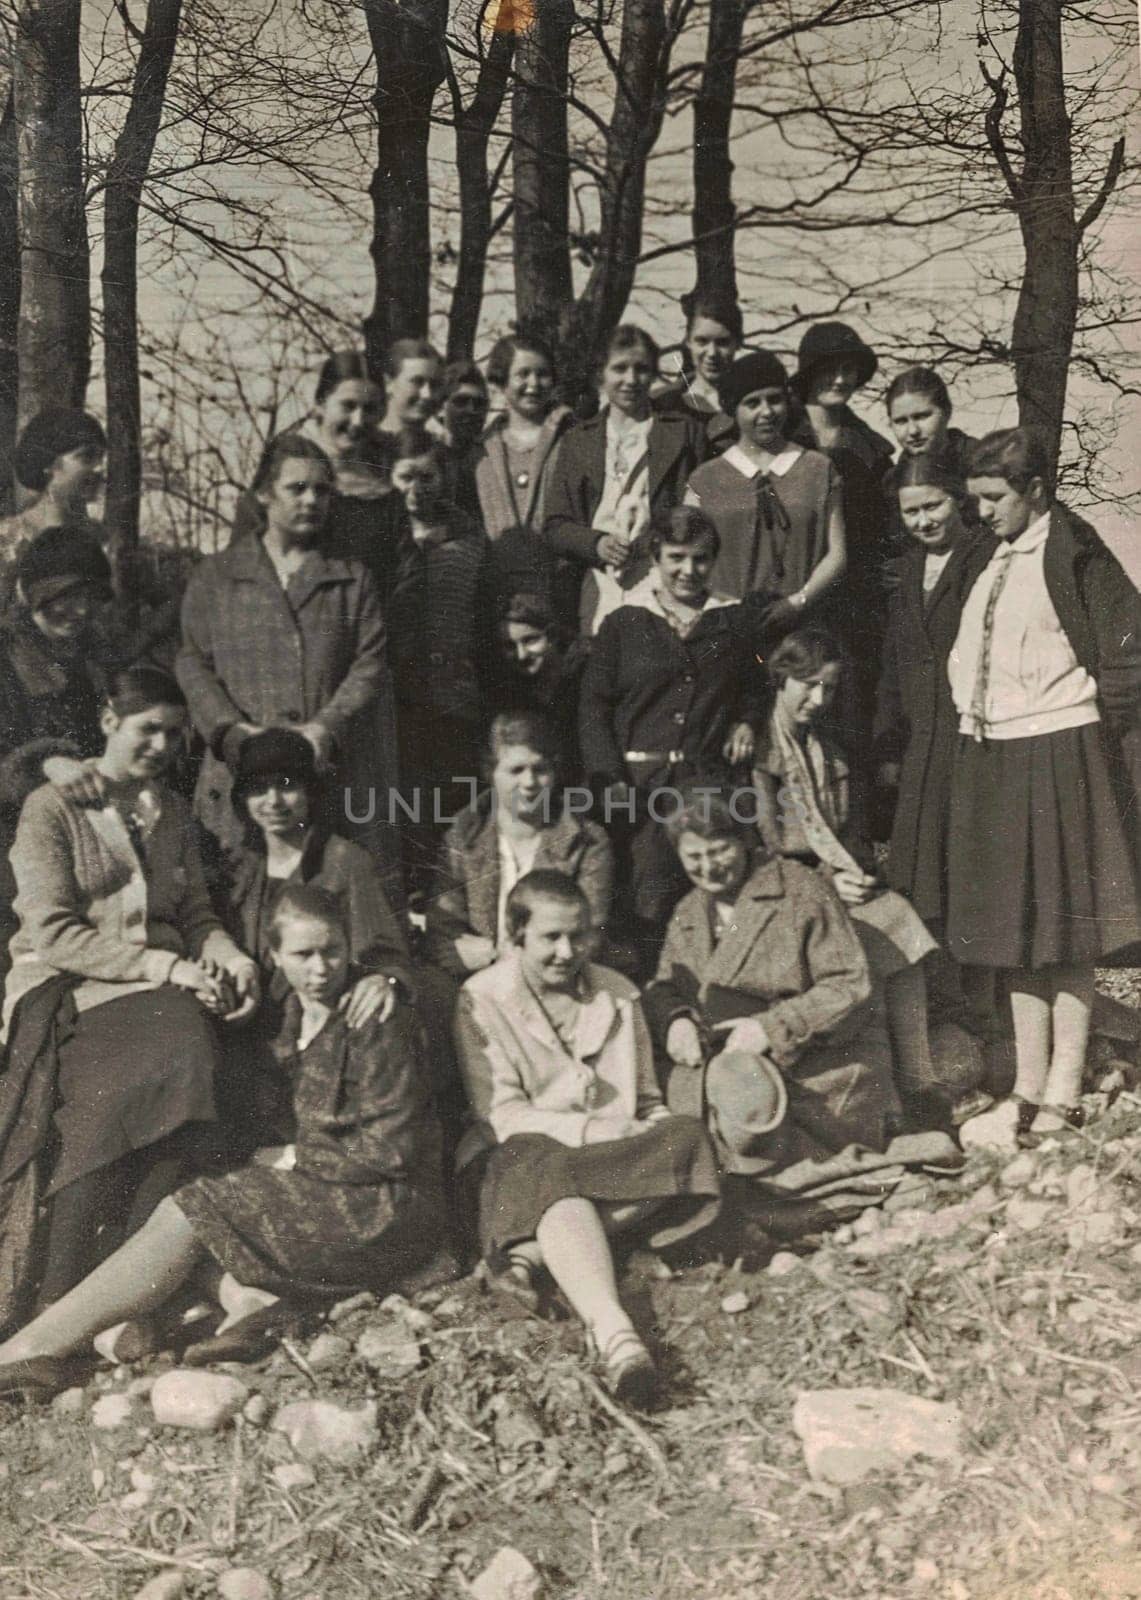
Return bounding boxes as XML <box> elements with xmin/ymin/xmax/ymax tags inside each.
<box><xmin>751</xmin><ymin>628</ymin><xmax>979</xmax><ymax>1127</ymax></box>
<box><xmin>493</xmin><ymin>592</ymin><xmax>591</xmax><ymax>778</ymax></box>
<box><xmin>644</xmin><ymin>789</ymin><xmax>898</xmax><ymax>1178</ymax></box>
<box><xmin>454</xmin><ymin>871</ymin><xmax>720</xmax><ymax>1408</ymax></box>
<box><xmin>0</xmin><ymin>886</ymin><xmax>444</xmax><ymax>1395</ymax></box>
<box><xmin>425</xmin><ymin>711</ymin><xmax>612</xmax><ymax>980</ymax></box>
<box><xmin>0</xmin><ymin>667</ymin><xmax>259</xmax><ymax>1325</ymax></box>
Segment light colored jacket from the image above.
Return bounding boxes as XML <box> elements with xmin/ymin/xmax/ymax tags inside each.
<box><xmin>3</xmin><ymin>782</ymin><xmax>245</xmax><ymax>1034</ymax></box>
<box><xmin>454</xmin><ymin>951</ymin><xmax>667</xmax><ymax>1150</ymax></box>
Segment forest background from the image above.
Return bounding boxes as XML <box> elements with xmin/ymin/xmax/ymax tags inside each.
<box><xmin>0</xmin><ymin>0</ymin><xmax>1136</xmax><ymax>589</ymax></box>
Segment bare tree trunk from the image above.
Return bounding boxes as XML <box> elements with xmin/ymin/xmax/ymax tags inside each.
<box><xmin>691</xmin><ymin>0</ymin><xmax>744</xmax><ymax>308</ymax></box>
<box><xmin>511</xmin><ymin>0</ymin><xmax>573</xmax><ymax>335</ymax></box>
<box><xmin>362</xmin><ymin>0</ymin><xmax>447</xmax><ymax>371</ymax></box>
<box><xmin>564</xmin><ymin>0</ymin><xmax>685</xmax><ymax>389</ymax></box>
<box><xmin>447</xmin><ymin>20</ymin><xmax>514</xmax><ymax>361</ymax></box>
<box><xmin>13</xmin><ymin>0</ymin><xmax>89</xmax><ymax>426</ymax></box>
<box><xmin>984</xmin><ymin>0</ymin><xmax>1123</xmax><ymax>484</ymax></box>
<box><xmin>102</xmin><ymin>0</ymin><xmax>183</xmax><ymax>619</ymax></box>
<box><xmin>0</xmin><ymin>90</ymin><xmax>19</xmax><ymax>509</ymax></box>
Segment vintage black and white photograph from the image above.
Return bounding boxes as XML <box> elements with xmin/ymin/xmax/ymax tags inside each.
<box><xmin>0</xmin><ymin>0</ymin><xmax>1137</xmax><ymax>1595</ymax></box>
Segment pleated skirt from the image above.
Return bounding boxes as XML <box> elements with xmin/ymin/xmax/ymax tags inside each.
<box><xmin>945</xmin><ymin>722</ymin><xmax>1140</xmax><ymax>970</ymax></box>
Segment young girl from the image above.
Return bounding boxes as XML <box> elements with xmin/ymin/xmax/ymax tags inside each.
<box><xmin>752</xmin><ymin>628</ymin><xmax>969</xmax><ymax>1127</ymax></box>
<box><xmin>454</xmin><ymin>871</ymin><xmax>719</xmax><ymax>1407</ymax></box>
<box><xmin>684</xmin><ymin>350</ymin><xmax>845</xmax><ymax>624</ymax></box>
<box><xmin>542</xmin><ymin>323</ymin><xmax>708</xmax><ymax>633</ymax></box>
<box><xmin>0</xmin><ymin>885</ymin><xmax>444</xmax><ymax>1396</ymax></box>
<box><xmin>476</xmin><ymin>334</ymin><xmax>574</xmax><ymax>605</ymax></box>
<box><xmin>948</xmin><ymin>428</ymin><xmax>1141</xmax><ymax>1143</ymax></box>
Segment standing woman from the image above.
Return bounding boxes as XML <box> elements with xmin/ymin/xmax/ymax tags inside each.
<box><xmin>874</xmin><ymin>457</ymin><xmax>989</xmax><ymax>934</ymax></box>
<box><xmin>0</xmin><ymin>408</ymin><xmax>106</xmax><ymax>568</ymax></box>
<box><xmin>476</xmin><ymin>333</ymin><xmax>574</xmax><ymax>604</ymax></box>
<box><xmin>177</xmin><ymin>435</ymin><xmax>399</xmax><ymax>887</ymax></box>
<box><xmin>378</xmin><ymin>339</ymin><xmax>445</xmax><ymax>444</ymax></box>
<box><xmin>948</xmin><ymin>428</ymin><xmax>1141</xmax><ymax>1142</ymax></box>
<box><xmin>882</xmin><ymin>367</ymin><xmax>977</xmax><ymax>564</ymax></box>
<box><xmin>656</xmin><ymin>293</ymin><xmax>742</xmax><ymax>452</ymax></box>
<box><xmin>543</xmin><ymin>324</ymin><xmax>709</xmax><ymax>634</ymax></box>
<box><xmin>789</xmin><ymin>322</ymin><xmax>895</xmax><ymax>739</ymax></box>
<box><xmin>684</xmin><ymin>351</ymin><xmax>845</xmax><ymax>626</ymax></box>
<box><xmin>0</xmin><ymin>666</ymin><xmax>259</xmax><ymax>1320</ymax></box>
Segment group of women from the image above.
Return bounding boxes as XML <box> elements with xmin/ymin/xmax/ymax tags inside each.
<box><xmin>0</xmin><ymin>299</ymin><xmax>1136</xmax><ymax>1413</ymax></box>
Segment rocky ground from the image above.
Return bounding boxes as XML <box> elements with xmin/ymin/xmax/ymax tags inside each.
<box><xmin>3</xmin><ymin>982</ymin><xmax>1141</xmax><ymax>1600</ymax></box>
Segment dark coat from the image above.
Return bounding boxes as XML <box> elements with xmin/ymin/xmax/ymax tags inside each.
<box><xmin>227</xmin><ymin>829</ymin><xmax>413</xmax><ymax>1001</ymax></box>
<box><xmin>541</xmin><ymin>409</ymin><xmax>710</xmax><ymax>620</ymax></box>
<box><xmin>872</xmin><ymin>530</ymin><xmax>992</xmax><ymax>921</ymax></box>
<box><xmin>578</xmin><ymin>595</ymin><xmax>767</xmax><ymax>792</ymax></box>
<box><xmin>424</xmin><ymin>800</ymin><xmax>614</xmax><ymax>977</ymax></box>
<box><xmin>0</xmin><ymin>616</ymin><xmax>106</xmax><ymax>817</ymax></box>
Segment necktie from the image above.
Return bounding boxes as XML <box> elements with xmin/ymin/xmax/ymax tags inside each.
<box><xmin>966</xmin><ymin>546</ymin><xmax>1015</xmax><ymax>742</ymax></box>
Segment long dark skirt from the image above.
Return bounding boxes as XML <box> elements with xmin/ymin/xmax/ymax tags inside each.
<box><xmin>49</xmin><ymin>988</ymin><xmax>219</xmax><ymax>1196</ymax></box>
<box><xmin>474</xmin><ymin>1117</ymin><xmax>721</xmax><ymax>1263</ymax></box>
<box><xmin>945</xmin><ymin>723</ymin><xmax>1141</xmax><ymax>970</ymax></box>
<box><xmin>175</xmin><ymin>1168</ymin><xmax>443</xmax><ymax>1299</ymax></box>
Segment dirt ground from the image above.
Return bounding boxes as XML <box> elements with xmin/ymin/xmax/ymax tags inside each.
<box><xmin>2</xmin><ymin>977</ymin><xmax>1141</xmax><ymax>1600</ymax></box>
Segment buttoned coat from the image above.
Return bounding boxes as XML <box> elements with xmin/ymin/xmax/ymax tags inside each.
<box><xmin>644</xmin><ymin>855</ymin><xmax>897</xmax><ymax>1152</ymax></box>
<box><xmin>873</xmin><ymin>530</ymin><xmax>991</xmax><ymax>921</ymax></box>
<box><xmin>454</xmin><ymin>952</ymin><xmax>665</xmax><ymax>1152</ymax></box>
<box><xmin>176</xmin><ymin>535</ymin><xmax>397</xmax><ymax>863</ymax></box>
<box><xmin>578</xmin><ymin>589</ymin><xmax>766</xmax><ymax>792</ymax></box>
<box><xmin>424</xmin><ymin>801</ymin><xmax>614</xmax><ymax>976</ymax></box>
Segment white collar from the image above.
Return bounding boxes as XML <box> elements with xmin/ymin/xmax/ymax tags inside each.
<box><xmin>1004</xmin><ymin>509</ymin><xmax>1051</xmax><ymax>555</ymax></box>
<box><xmin>622</xmin><ymin>575</ymin><xmax>736</xmax><ymax>616</ymax></box>
<box><xmin>721</xmin><ymin>443</ymin><xmax>803</xmax><ymax>480</ymax></box>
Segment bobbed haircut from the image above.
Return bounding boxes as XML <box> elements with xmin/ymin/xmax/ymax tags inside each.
<box><xmin>383</xmin><ymin>338</ymin><xmax>442</xmax><ymax>380</ymax></box>
<box><xmin>499</xmin><ymin>589</ymin><xmax>558</xmax><ymax>635</ymax></box>
<box><xmin>251</xmin><ymin>433</ymin><xmax>333</xmax><ymax>496</ymax></box>
<box><xmin>505</xmin><ymin>869</ymin><xmax>590</xmax><ymax>943</ymax></box>
<box><xmin>314</xmin><ymin>350</ymin><xmax>377</xmax><ymax>405</ymax></box>
<box><xmin>766</xmin><ymin>627</ymin><xmax>846</xmax><ymax>687</ymax></box>
<box><xmin>14</xmin><ymin>408</ymin><xmax>107</xmax><ymax>491</ymax></box>
<box><xmin>885</xmin><ymin>365</ymin><xmax>952</xmax><ymax>419</ymax></box>
<box><xmin>268</xmin><ymin>883</ymin><xmax>348</xmax><ymax>950</ymax></box>
<box><xmin>483</xmin><ymin>709</ymin><xmax>563</xmax><ymax>782</ymax></box>
<box><xmin>663</xmin><ymin>784</ymin><xmax>756</xmax><ymax>846</ymax></box>
<box><xmin>442</xmin><ymin>359</ymin><xmax>488</xmax><ymax>399</ymax></box>
<box><xmin>680</xmin><ymin>291</ymin><xmax>744</xmax><ymax>344</ymax></box>
<box><xmin>966</xmin><ymin>426</ymin><xmax>1051</xmax><ymax>495</ymax></box>
<box><xmin>486</xmin><ymin>332</ymin><xmax>558</xmax><ymax>390</ymax></box>
<box><xmin>601</xmin><ymin>322</ymin><xmax>660</xmax><ymax>372</ymax></box>
<box><xmin>102</xmin><ymin>664</ymin><xmax>187</xmax><ymax>720</ymax></box>
<box><xmin>648</xmin><ymin>504</ymin><xmax>721</xmax><ymax>562</ymax></box>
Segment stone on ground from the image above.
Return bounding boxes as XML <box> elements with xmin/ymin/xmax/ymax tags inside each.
<box><xmin>133</xmin><ymin>1573</ymin><xmax>185</xmax><ymax>1600</ymax></box>
<box><xmin>792</xmin><ymin>1387</ymin><xmax>964</xmax><ymax>1485</ymax></box>
<box><xmin>470</xmin><ymin>1546</ymin><xmax>543</xmax><ymax>1600</ymax></box>
<box><xmin>51</xmin><ymin>1386</ymin><xmax>87</xmax><ymax>1419</ymax></box>
<box><xmin>150</xmin><ymin>1370</ymin><xmax>249</xmax><ymax>1431</ymax></box>
<box><xmin>217</xmin><ymin>1568</ymin><xmax>275</xmax><ymax>1600</ymax></box>
<box><xmin>272</xmin><ymin>1399</ymin><xmax>378</xmax><ymax>1465</ymax></box>
<box><xmin>90</xmin><ymin>1393</ymin><xmax>136</xmax><ymax>1430</ymax></box>
<box><xmin>355</xmin><ymin>1323</ymin><xmax>421</xmax><ymax>1378</ymax></box>
<box><xmin>304</xmin><ymin>1332</ymin><xmax>350</xmax><ymax>1371</ymax></box>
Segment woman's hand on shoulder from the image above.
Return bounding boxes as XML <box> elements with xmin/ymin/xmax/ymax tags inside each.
<box><xmin>296</xmin><ymin>722</ymin><xmax>334</xmax><ymax>771</ymax></box>
<box><xmin>42</xmin><ymin>757</ymin><xmax>108</xmax><ymax>807</ymax></box>
<box><xmin>338</xmin><ymin>971</ymin><xmax>398</xmax><ymax>1030</ymax></box>
<box><xmin>722</xmin><ymin>723</ymin><xmax>756</xmax><ymax>766</ymax></box>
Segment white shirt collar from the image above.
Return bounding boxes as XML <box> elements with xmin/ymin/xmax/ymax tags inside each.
<box><xmin>1004</xmin><ymin>509</ymin><xmax>1051</xmax><ymax>554</ymax></box>
<box><xmin>622</xmin><ymin>574</ymin><xmax>735</xmax><ymax>616</ymax></box>
<box><xmin>721</xmin><ymin>443</ymin><xmax>803</xmax><ymax>480</ymax></box>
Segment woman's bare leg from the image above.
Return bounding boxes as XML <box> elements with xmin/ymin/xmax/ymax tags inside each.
<box><xmin>1008</xmin><ymin>971</ymin><xmax>1053</xmax><ymax>1105</ymax></box>
<box><xmin>534</xmin><ymin>1197</ymin><xmax>637</xmax><ymax>1350</ymax></box>
<box><xmin>1040</xmin><ymin>963</ymin><xmax>1094</xmax><ymax>1113</ymax></box>
<box><xmin>0</xmin><ymin>1197</ymin><xmax>203</xmax><ymax>1363</ymax></box>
